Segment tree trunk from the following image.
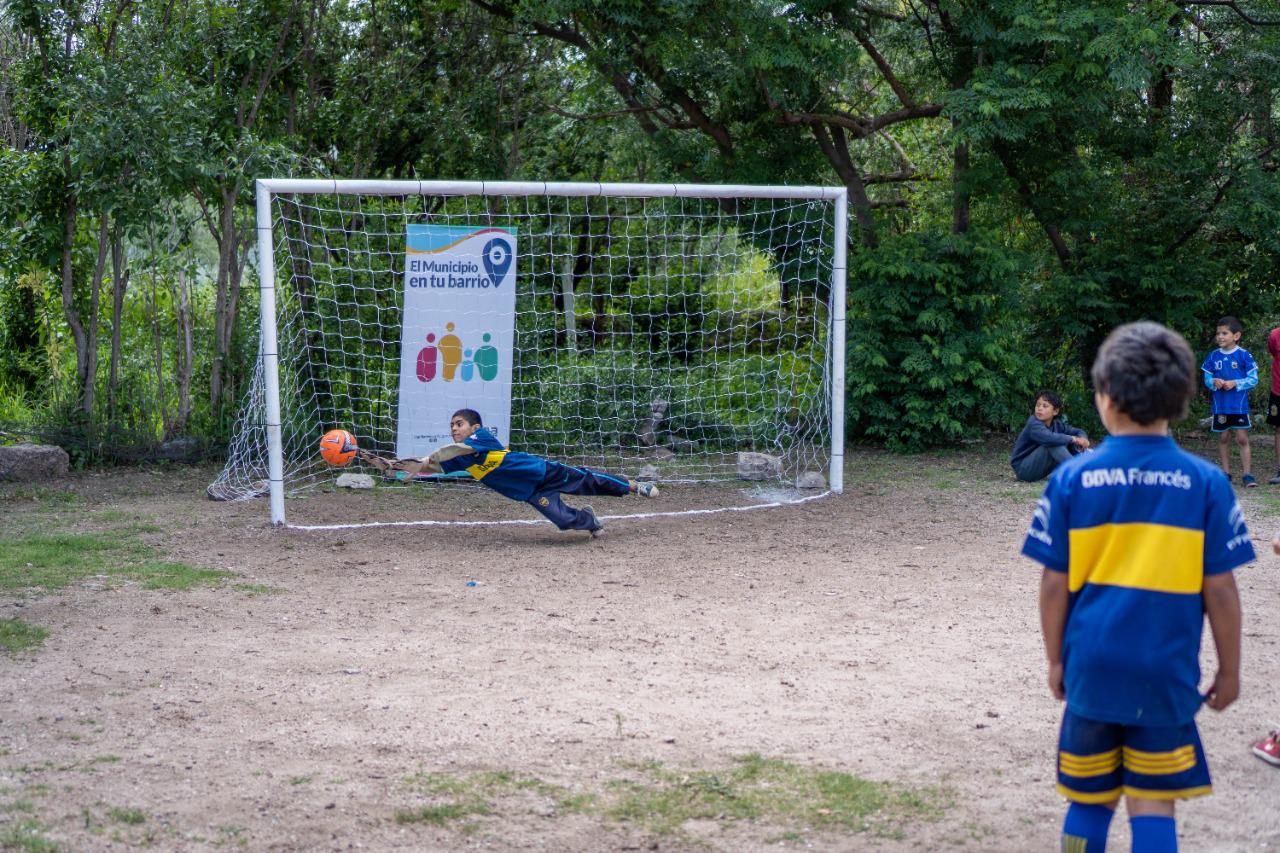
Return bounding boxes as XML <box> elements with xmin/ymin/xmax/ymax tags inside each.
<box><xmin>209</xmin><ymin>185</ymin><xmax>247</xmax><ymax>413</ymax></box>
<box><xmin>60</xmin><ymin>191</ymin><xmax>89</xmax><ymax>406</ymax></box>
<box><xmin>82</xmin><ymin>213</ymin><xmax>108</xmax><ymax>416</ymax></box>
<box><xmin>108</xmin><ymin>221</ymin><xmax>129</xmax><ymax>416</ymax></box>
<box><xmin>811</xmin><ymin>124</ymin><xmax>879</xmax><ymax>248</ymax></box>
<box><xmin>149</xmin><ymin>273</ymin><xmax>171</xmax><ymax>436</ymax></box>
<box><xmin>171</xmin><ymin>267</ymin><xmax>194</xmax><ymax>437</ymax></box>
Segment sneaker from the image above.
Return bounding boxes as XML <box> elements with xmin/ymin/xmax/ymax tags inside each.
<box><xmin>582</xmin><ymin>505</ymin><xmax>604</xmax><ymax>538</ymax></box>
<box><xmin>1268</xmin><ymin>470</ymin><xmax>1280</xmax><ymax>485</ymax></box>
<box><xmin>636</xmin><ymin>481</ymin><xmax>660</xmax><ymax>499</ymax></box>
<box><xmin>1252</xmin><ymin>729</ymin><xmax>1280</xmax><ymax>766</ymax></box>
<box><xmin>1243</xmin><ymin>474</ymin><xmax>1259</xmax><ymax>488</ymax></box>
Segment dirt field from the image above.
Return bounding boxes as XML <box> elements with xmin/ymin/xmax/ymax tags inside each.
<box><xmin>3</xmin><ymin>440</ymin><xmax>1280</xmax><ymax>851</ymax></box>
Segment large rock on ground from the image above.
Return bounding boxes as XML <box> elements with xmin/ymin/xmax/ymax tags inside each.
<box><xmin>335</xmin><ymin>472</ymin><xmax>375</xmax><ymax>489</ymax></box>
<box><xmin>795</xmin><ymin>471</ymin><xmax>827</xmax><ymax>489</ymax></box>
<box><xmin>0</xmin><ymin>443</ymin><xmax>70</xmax><ymax>482</ymax></box>
<box><xmin>157</xmin><ymin>437</ymin><xmax>201</xmax><ymax>462</ymax></box>
<box><xmin>736</xmin><ymin>451</ymin><xmax>782</xmax><ymax>481</ymax></box>
<box><xmin>636</xmin><ymin>464</ymin><xmax>661</xmax><ymax>482</ymax></box>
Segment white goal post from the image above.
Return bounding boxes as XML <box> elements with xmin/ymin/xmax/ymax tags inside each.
<box><xmin>213</xmin><ymin>179</ymin><xmax>847</xmax><ymax>526</ymax></box>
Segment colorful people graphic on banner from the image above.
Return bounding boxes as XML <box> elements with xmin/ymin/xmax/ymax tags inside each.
<box><xmin>416</xmin><ymin>333</ymin><xmax>438</xmax><ymax>382</ymax></box>
<box><xmin>416</xmin><ymin>324</ymin><xmax>500</xmax><ymax>383</ymax></box>
<box><xmin>476</xmin><ymin>333</ymin><xmax>499</xmax><ymax>381</ymax></box>
<box><xmin>438</xmin><ymin>322</ymin><xmax>462</xmax><ymax>381</ymax></box>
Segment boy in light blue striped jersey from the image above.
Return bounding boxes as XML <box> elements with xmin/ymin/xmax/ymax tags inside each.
<box><xmin>1202</xmin><ymin>315</ymin><xmax>1259</xmax><ymax>486</ymax></box>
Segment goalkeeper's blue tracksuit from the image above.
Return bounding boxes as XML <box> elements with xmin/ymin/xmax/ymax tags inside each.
<box><xmin>438</xmin><ymin>427</ymin><xmax>631</xmax><ymax>530</ymax></box>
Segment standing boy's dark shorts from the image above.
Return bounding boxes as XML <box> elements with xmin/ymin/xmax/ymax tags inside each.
<box><xmin>1211</xmin><ymin>413</ymin><xmax>1251</xmax><ymax>432</ymax></box>
<box><xmin>1267</xmin><ymin>393</ymin><xmax>1280</xmax><ymax>427</ymax></box>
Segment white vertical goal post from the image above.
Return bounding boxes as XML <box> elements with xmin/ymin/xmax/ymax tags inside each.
<box><xmin>211</xmin><ymin>179</ymin><xmax>847</xmax><ymax>527</ymax></box>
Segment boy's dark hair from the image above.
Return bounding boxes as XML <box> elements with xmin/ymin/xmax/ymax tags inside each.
<box><xmin>1216</xmin><ymin>316</ymin><xmax>1243</xmax><ymax>334</ymax></box>
<box><xmin>1090</xmin><ymin>322</ymin><xmax>1195</xmax><ymax>426</ymax></box>
<box><xmin>1035</xmin><ymin>389</ymin><xmax>1064</xmax><ymax>411</ymax></box>
<box><xmin>452</xmin><ymin>408</ymin><xmax>483</xmax><ymax>426</ymax></box>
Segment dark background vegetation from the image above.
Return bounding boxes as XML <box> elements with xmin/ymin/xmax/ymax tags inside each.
<box><xmin>1</xmin><ymin>0</ymin><xmax>1277</xmax><ymax>459</ymax></box>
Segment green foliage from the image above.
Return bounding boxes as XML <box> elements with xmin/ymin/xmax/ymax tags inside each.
<box><xmin>2</xmin><ymin>0</ymin><xmax>1279</xmax><ymax>455</ymax></box>
<box><xmin>846</xmin><ymin>233</ymin><xmax>1035</xmax><ymax>450</ymax></box>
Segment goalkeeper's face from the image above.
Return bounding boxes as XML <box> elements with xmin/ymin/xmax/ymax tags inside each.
<box><xmin>450</xmin><ymin>415</ymin><xmax>480</xmax><ymax>443</ymax></box>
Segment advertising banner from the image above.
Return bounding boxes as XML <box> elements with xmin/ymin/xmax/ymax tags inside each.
<box><xmin>396</xmin><ymin>224</ymin><xmax>517</xmax><ymax>459</ymax></box>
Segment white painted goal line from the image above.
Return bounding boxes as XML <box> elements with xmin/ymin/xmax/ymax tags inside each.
<box><xmin>286</xmin><ymin>489</ymin><xmax>834</xmax><ymax>531</ymax></box>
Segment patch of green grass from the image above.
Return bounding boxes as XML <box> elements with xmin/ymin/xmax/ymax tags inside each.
<box><xmin>288</xmin><ymin>775</ymin><xmax>314</xmax><ymax>786</ymax></box>
<box><xmin>0</xmin><ymin>618</ymin><xmax>49</xmax><ymax>654</ymax></box>
<box><xmin>89</xmin><ymin>756</ymin><xmax>121</xmax><ymax>765</ymax></box>
<box><xmin>0</xmin><ymin>530</ymin><xmax>231</xmax><ymax>594</ymax></box>
<box><xmin>0</xmin><ymin>817</ymin><xmax>59</xmax><ymax>852</ymax></box>
<box><xmin>91</xmin><ymin>510</ymin><xmax>137</xmax><ymax>524</ymax></box>
<box><xmin>604</xmin><ymin>754</ymin><xmax>950</xmax><ymax>838</ymax></box>
<box><xmin>397</xmin><ymin>770</ymin><xmax>570</xmax><ymax>827</ymax></box>
<box><xmin>404</xmin><ymin>770</ymin><xmax>560</xmax><ymax>799</ymax></box>
<box><xmin>1</xmin><ymin>485</ymin><xmax>84</xmax><ymax>509</ymax></box>
<box><xmin>234</xmin><ymin>583</ymin><xmax>286</xmax><ymax>596</ymax></box>
<box><xmin>927</xmin><ymin>471</ymin><xmax>962</xmax><ymax>490</ymax></box>
<box><xmin>137</xmin><ymin>563</ymin><xmax>233</xmax><ymax>591</ymax></box>
<box><xmin>392</xmin><ymin>757</ymin><xmax>948</xmax><ymax>842</ymax></box>
<box><xmin>107</xmin><ymin>807</ymin><xmax>145</xmax><ymax>825</ymax></box>
<box><xmin>394</xmin><ymin>801</ymin><xmax>491</xmax><ymax>825</ymax></box>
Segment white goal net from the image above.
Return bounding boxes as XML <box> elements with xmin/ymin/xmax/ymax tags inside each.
<box><xmin>211</xmin><ymin>180</ymin><xmax>846</xmax><ymax>526</ymax></box>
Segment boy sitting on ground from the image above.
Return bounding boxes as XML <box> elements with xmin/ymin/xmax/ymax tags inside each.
<box><xmin>359</xmin><ymin>408</ymin><xmax>657</xmax><ymax>536</ymax></box>
<box><xmin>1010</xmin><ymin>389</ymin><xmax>1091</xmax><ymax>482</ymax></box>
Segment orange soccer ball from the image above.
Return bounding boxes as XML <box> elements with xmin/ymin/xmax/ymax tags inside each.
<box><xmin>319</xmin><ymin>429</ymin><xmax>357</xmax><ymax>466</ymax></box>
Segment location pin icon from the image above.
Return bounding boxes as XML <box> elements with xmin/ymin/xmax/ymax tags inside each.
<box><xmin>482</xmin><ymin>238</ymin><xmax>512</xmax><ymax>287</ymax></box>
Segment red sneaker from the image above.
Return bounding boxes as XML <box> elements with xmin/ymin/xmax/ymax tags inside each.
<box><xmin>1251</xmin><ymin>730</ymin><xmax>1280</xmax><ymax>766</ymax></box>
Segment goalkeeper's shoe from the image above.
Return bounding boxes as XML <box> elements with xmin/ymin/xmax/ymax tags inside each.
<box><xmin>636</xmin><ymin>482</ymin><xmax>660</xmax><ymax>499</ymax></box>
<box><xmin>583</xmin><ymin>505</ymin><xmax>604</xmax><ymax>538</ymax></box>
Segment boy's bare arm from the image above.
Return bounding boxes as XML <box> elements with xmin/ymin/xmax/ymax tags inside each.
<box><xmin>1202</xmin><ymin>572</ymin><xmax>1242</xmax><ymax>711</ymax></box>
<box><xmin>1039</xmin><ymin>568</ymin><xmax>1069</xmax><ymax>701</ymax></box>
<box><xmin>357</xmin><ymin>450</ymin><xmax>443</xmax><ymax>476</ymax></box>
<box><xmin>429</xmin><ymin>443</ymin><xmax>477</xmax><ymax>464</ymax></box>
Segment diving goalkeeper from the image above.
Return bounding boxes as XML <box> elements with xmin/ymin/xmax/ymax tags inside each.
<box><xmin>358</xmin><ymin>408</ymin><xmax>658</xmax><ymax>536</ymax></box>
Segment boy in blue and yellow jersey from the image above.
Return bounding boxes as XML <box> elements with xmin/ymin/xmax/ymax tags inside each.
<box><xmin>1023</xmin><ymin>322</ymin><xmax>1251</xmax><ymax>853</ymax></box>
<box><xmin>359</xmin><ymin>409</ymin><xmax>658</xmax><ymax>536</ymax></box>
<box><xmin>1202</xmin><ymin>315</ymin><xmax>1259</xmax><ymax>486</ymax></box>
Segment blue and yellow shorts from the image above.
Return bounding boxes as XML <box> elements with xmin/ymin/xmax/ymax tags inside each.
<box><xmin>1057</xmin><ymin>708</ymin><xmax>1212</xmax><ymax>803</ymax></box>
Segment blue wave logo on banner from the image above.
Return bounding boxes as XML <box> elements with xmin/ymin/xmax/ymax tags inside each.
<box><xmin>482</xmin><ymin>238</ymin><xmax>513</xmax><ymax>288</ymax></box>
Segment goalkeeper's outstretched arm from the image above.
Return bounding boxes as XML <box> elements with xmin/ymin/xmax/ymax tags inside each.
<box><xmin>357</xmin><ymin>442</ymin><xmax>478</xmax><ymax>479</ymax></box>
<box><xmin>357</xmin><ymin>449</ymin><xmax>442</xmax><ymax>477</ymax></box>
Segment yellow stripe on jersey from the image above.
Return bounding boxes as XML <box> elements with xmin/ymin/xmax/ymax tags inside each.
<box><xmin>1059</xmin><ymin>748</ymin><xmax>1122</xmax><ymax>777</ymax></box>
<box><xmin>1067</xmin><ymin>523</ymin><xmax>1204</xmax><ymax>593</ymax></box>
<box><xmin>466</xmin><ymin>450</ymin><xmax>507</xmax><ymax>480</ymax></box>
<box><xmin>1122</xmin><ymin>745</ymin><xmax>1197</xmax><ymax>775</ymax></box>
